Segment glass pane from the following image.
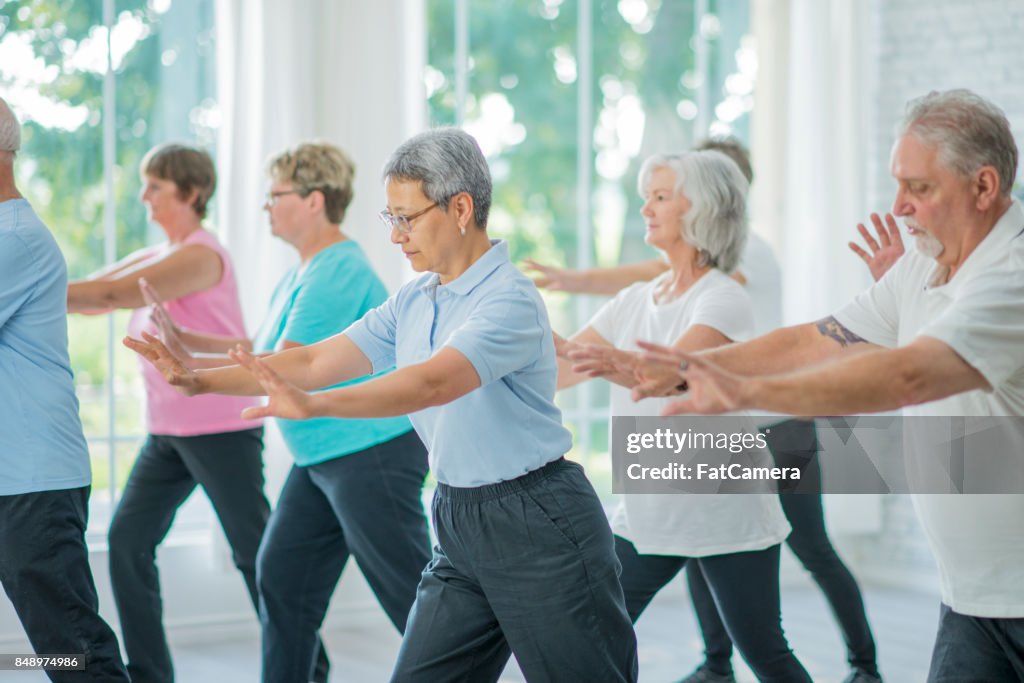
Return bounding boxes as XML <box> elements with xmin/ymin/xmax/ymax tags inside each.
<box><xmin>108</xmin><ymin>0</ymin><xmax>218</xmax><ymax>487</ymax></box>
<box><xmin>1</xmin><ymin>2</ymin><xmax>113</xmax><ymax>493</ymax></box>
<box><xmin>1</xmin><ymin>0</ymin><xmax>218</xmax><ymax>511</ymax></box>
<box><xmin>426</xmin><ymin>1</ymin><xmax>752</xmax><ymax>495</ymax></box>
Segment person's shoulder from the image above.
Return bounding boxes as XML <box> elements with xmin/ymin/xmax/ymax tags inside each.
<box><xmin>311</xmin><ymin>241</ymin><xmax>379</xmax><ymax>280</ymax></box>
<box><xmin>706</xmin><ymin>268</ymin><xmax>749</xmax><ymax>295</ymax></box>
<box><xmin>1</xmin><ymin>200</ymin><xmax>58</xmax><ymax>262</ymax></box>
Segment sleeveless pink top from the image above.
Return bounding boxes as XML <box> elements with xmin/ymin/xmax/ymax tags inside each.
<box><xmin>127</xmin><ymin>229</ymin><xmax>263</xmax><ymax>436</ymax></box>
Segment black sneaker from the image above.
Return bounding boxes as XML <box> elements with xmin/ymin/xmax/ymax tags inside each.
<box><xmin>842</xmin><ymin>670</ymin><xmax>883</xmax><ymax>683</ymax></box>
<box><xmin>678</xmin><ymin>664</ymin><xmax>737</xmax><ymax>683</ymax></box>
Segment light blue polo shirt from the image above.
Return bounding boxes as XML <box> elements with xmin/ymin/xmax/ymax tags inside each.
<box><xmin>253</xmin><ymin>240</ymin><xmax>412</xmax><ymax>467</ymax></box>
<box><xmin>0</xmin><ymin>199</ymin><xmax>91</xmax><ymax>495</ymax></box>
<box><xmin>345</xmin><ymin>239</ymin><xmax>573</xmax><ymax>487</ymax></box>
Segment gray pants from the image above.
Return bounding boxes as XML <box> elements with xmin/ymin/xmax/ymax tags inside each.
<box><xmin>391</xmin><ymin>457</ymin><xmax>639</xmax><ymax>683</ymax></box>
<box><xmin>928</xmin><ymin>603</ymin><xmax>1024</xmax><ymax>682</ymax></box>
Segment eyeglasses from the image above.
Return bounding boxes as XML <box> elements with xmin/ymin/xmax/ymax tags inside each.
<box><xmin>265</xmin><ymin>189</ymin><xmax>302</xmax><ymax>207</ymax></box>
<box><xmin>377</xmin><ymin>203</ymin><xmax>439</xmax><ymax>234</ymax></box>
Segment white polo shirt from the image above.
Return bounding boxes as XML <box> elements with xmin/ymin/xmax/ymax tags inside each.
<box><xmin>835</xmin><ymin>200</ymin><xmax>1024</xmax><ymax>617</ymax></box>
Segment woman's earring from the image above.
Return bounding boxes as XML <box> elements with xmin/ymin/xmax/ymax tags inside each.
<box><xmin>459</xmin><ymin>225</ymin><xmax>467</xmax><ymax>236</ymax></box>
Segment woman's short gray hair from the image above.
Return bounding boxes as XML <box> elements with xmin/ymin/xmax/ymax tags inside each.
<box><xmin>0</xmin><ymin>98</ymin><xmax>21</xmax><ymax>153</ymax></box>
<box><xmin>382</xmin><ymin>128</ymin><xmax>491</xmax><ymax>229</ymax></box>
<box><xmin>638</xmin><ymin>150</ymin><xmax>749</xmax><ymax>273</ymax></box>
<box><xmin>899</xmin><ymin>89</ymin><xmax>1018</xmax><ymax>197</ymax></box>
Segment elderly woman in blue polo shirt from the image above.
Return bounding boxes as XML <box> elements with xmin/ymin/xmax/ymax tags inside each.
<box><xmin>127</xmin><ymin>128</ymin><xmax>638</xmax><ymax>683</ymax></box>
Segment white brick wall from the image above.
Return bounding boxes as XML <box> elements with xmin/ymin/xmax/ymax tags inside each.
<box><xmin>850</xmin><ymin>0</ymin><xmax>1024</xmax><ymax>591</ymax></box>
<box><xmin>869</xmin><ymin>0</ymin><xmax>1024</xmax><ymax>211</ymax></box>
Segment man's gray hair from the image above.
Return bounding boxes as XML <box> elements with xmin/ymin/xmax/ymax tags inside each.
<box><xmin>0</xmin><ymin>98</ymin><xmax>21</xmax><ymax>153</ymax></box>
<box><xmin>638</xmin><ymin>150</ymin><xmax>749</xmax><ymax>273</ymax></box>
<box><xmin>899</xmin><ymin>89</ymin><xmax>1018</xmax><ymax>197</ymax></box>
<box><xmin>382</xmin><ymin>128</ymin><xmax>491</xmax><ymax>228</ymax></box>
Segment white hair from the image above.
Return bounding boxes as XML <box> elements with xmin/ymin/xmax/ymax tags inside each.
<box><xmin>898</xmin><ymin>89</ymin><xmax>1018</xmax><ymax>197</ymax></box>
<box><xmin>638</xmin><ymin>150</ymin><xmax>749</xmax><ymax>272</ymax></box>
<box><xmin>0</xmin><ymin>98</ymin><xmax>21</xmax><ymax>153</ymax></box>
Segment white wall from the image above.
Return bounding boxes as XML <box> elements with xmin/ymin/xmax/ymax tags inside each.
<box><xmin>842</xmin><ymin>0</ymin><xmax>1024</xmax><ymax>589</ymax></box>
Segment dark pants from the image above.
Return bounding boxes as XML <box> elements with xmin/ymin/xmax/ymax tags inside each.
<box><xmin>108</xmin><ymin>428</ymin><xmax>269</xmax><ymax>683</ymax></box>
<box><xmin>687</xmin><ymin>419</ymin><xmax>878</xmax><ymax>677</ymax></box>
<box><xmin>928</xmin><ymin>603</ymin><xmax>1024</xmax><ymax>682</ymax></box>
<box><xmin>617</xmin><ymin>537</ymin><xmax>811</xmax><ymax>683</ymax></box>
<box><xmin>391</xmin><ymin>458</ymin><xmax>639</xmax><ymax>683</ymax></box>
<box><xmin>257</xmin><ymin>430</ymin><xmax>431</xmax><ymax>683</ymax></box>
<box><xmin>0</xmin><ymin>487</ymin><xmax>128</xmax><ymax>682</ymax></box>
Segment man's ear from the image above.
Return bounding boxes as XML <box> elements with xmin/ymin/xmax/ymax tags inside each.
<box><xmin>973</xmin><ymin>165</ymin><xmax>1001</xmax><ymax>211</ymax></box>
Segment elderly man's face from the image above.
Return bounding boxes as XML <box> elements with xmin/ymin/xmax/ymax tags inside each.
<box><xmin>890</xmin><ymin>133</ymin><xmax>977</xmax><ymax>265</ymax></box>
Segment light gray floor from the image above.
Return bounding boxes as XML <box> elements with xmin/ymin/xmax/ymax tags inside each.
<box><xmin>0</xmin><ymin>578</ymin><xmax>938</xmax><ymax>682</ymax></box>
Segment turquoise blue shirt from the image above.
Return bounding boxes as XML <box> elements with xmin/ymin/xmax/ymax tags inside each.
<box><xmin>253</xmin><ymin>240</ymin><xmax>412</xmax><ymax>466</ymax></box>
<box><xmin>0</xmin><ymin>199</ymin><xmax>91</xmax><ymax>495</ymax></box>
<box><xmin>345</xmin><ymin>240</ymin><xmax>572</xmax><ymax>487</ymax></box>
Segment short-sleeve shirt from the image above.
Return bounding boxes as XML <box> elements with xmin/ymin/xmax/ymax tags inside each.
<box><xmin>835</xmin><ymin>199</ymin><xmax>1024</xmax><ymax>617</ymax></box>
<box><xmin>253</xmin><ymin>240</ymin><xmax>412</xmax><ymax>466</ymax></box>
<box><xmin>344</xmin><ymin>240</ymin><xmax>572</xmax><ymax>487</ymax></box>
<box><xmin>0</xmin><ymin>199</ymin><xmax>91</xmax><ymax>495</ymax></box>
<box><xmin>588</xmin><ymin>269</ymin><xmax>791</xmax><ymax>557</ymax></box>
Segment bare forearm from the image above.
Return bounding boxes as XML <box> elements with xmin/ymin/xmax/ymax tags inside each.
<box><xmin>579</xmin><ymin>260</ymin><xmax>667</xmax><ymax>295</ymax></box>
<box><xmin>700</xmin><ymin>323</ymin><xmax>847</xmax><ymax>376</ymax></box>
<box><xmin>68</xmin><ymin>280</ymin><xmax>144</xmax><ymax>312</ymax></box>
<box><xmin>195</xmin><ymin>342</ymin><xmax>363</xmax><ymax>395</ymax></box>
<box><xmin>741</xmin><ymin>340</ymin><xmax>986</xmax><ymax>415</ymax></box>
<box><xmin>744</xmin><ymin>350</ymin><xmax>919</xmax><ymax>414</ymax></box>
<box><xmin>180</xmin><ymin>329</ymin><xmax>252</xmax><ymax>354</ymax></box>
<box><xmin>307</xmin><ymin>360</ymin><xmax>474</xmax><ymax>418</ymax></box>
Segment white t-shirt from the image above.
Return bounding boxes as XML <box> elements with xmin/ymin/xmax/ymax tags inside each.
<box><xmin>739</xmin><ymin>231</ymin><xmax>783</xmax><ymax>336</ymax></box>
<box><xmin>835</xmin><ymin>199</ymin><xmax>1024</xmax><ymax>617</ymax></box>
<box><xmin>738</xmin><ymin>231</ymin><xmax>786</xmax><ymax>426</ymax></box>
<box><xmin>588</xmin><ymin>269</ymin><xmax>792</xmax><ymax>557</ymax></box>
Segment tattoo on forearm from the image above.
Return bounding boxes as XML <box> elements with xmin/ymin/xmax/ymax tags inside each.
<box><xmin>815</xmin><ymin>316</ymin><xmax>867</xmax><ymax>347</ymax></box>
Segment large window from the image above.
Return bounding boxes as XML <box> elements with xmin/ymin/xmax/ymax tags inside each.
<box><xmin>1</xmin><ymin>0</ymin><xmax>217</xmax><ymax>521</ymax></box>
<box><xmin>427</xmin><ymin>0</ymin><xmax>754</xmax><ymax>495</ymax></box>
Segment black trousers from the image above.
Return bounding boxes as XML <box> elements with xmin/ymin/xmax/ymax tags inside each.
<box><xmin>108</xmin><ymin>428</ymin><xmax>269</xmax><ymax>683</ymax></box>
<box><xmin>391</xmin><ymin>458</ymin><xmax>639</xmax><ymax>683</ymax></box>
<box><xmin>618</xmin><ymin>537</ymin><xmax>811</xmax><ymax>683</ymax></box>
<box><xmin>257</xmin><ymin>430</ymin><xmax>431</xmax><ymax>683</ymax></box>
<box><xmin>686</xmin><ymin>419</ymin><xmax>878</xmax><ymax>677</ymax></box>
<box><xmin>0</xmin><ymin>486</ymin><xmax>128</xmax><ymax>682</ymax></box>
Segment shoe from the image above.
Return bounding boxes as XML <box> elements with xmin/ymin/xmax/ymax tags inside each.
<box><xmin>842</xmin><ymin>670</ymin><xmax>882</xmax><ymax>683</ymax></box>
<box><xmin>678</xmin><ymin>664</ymin><xmax>737</xmax><ymax>683</ymax></box>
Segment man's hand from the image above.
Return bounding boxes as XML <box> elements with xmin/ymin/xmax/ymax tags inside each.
<box><xmin>634</xmin><ymin>341</ymin><xmax>751</xmax><ymax>415</ymax></box>
<box><xmin>848</xmin><ymin>213</ymin><xmax>905</xmax><ymax>282</ymax></box>
<box><xmin>229</xmin><ymin>346</ymin><xmax>319</xmax><ymax>421</ymax></box>
<box><xmin>567</xmin><ymin>344</ymin><xmax>640</xmax><ymax>387</ymax></box>
<box><xmin>522</xmin><ymin>258</ymin><xmax>586</xmax><ymax>292</ymax></box>
<box><xmin>123</xmin><ymin>332</ymin><xmax>202</xmax><ymax>396</ymax></box>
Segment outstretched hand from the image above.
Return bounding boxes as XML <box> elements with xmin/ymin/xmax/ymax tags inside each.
<box><xmin>633</xmin><ymin>341</ymin><xmax>749</xmax><ymax>415</ymax></box>
<box><xmin>123</xmin><ymin>332</ymin><xmax>202</xmax><ymax>396</ymax></box>
<box><xmin>228</xmin><ymin>346</ymin><xmax>318</xmax><ymax>421</ymax></box>
<box><xmin>139</xmin><ymin>277</ymin><xmax>190</xmax><ymax>361</ymax></box>
<box><xmin>848</xmin><ymin>213</ymin><xmax>905</xmax><ymax>282</ymax></box>
<box><xmin>522</xmin><ymin>258</ymin><xmax>585</xmax><ymax>293</ymax></box>
<box><xmin>567</xmin><ymin>344</ymin><xmax>640</xmax><ymax>387</ymax></box>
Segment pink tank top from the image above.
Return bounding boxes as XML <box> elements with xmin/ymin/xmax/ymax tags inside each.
<box><xmin>127</xmin><ymin>229</ymin><xmax>263</xmax><ymax>436</ymax></box>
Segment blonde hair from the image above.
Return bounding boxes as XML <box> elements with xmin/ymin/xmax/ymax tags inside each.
<box><xmin>268</xmin><ymin>142</ymin><xmax>356</xmax><ymax>224</ymax></box>
<box><xmin>140</xmin><ymin>143</ymin><xmax>217</xmax><ymax>218</ymax></box>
